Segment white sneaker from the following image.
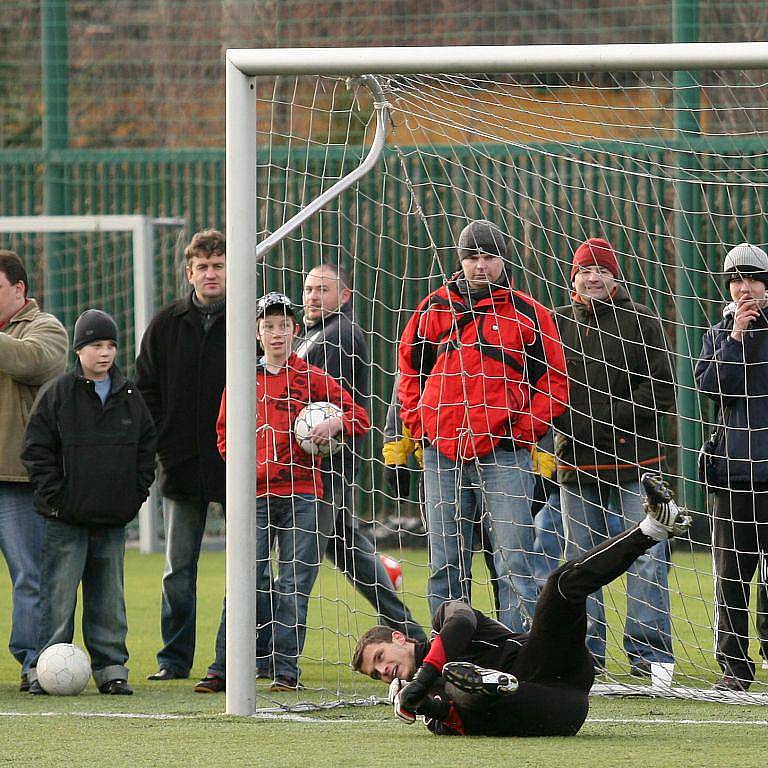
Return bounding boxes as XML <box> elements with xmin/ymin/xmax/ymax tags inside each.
<box><xmin>641</xmin><ymin>473</ymin><xmax>692</xmax><ymax>537</ymax></box>
<box><xmin>443</xmin><ymin>662</ymin><xmax>518</xmax><ymax>697</ymax></box>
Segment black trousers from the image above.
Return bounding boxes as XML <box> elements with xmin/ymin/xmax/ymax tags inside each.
<box><xmin>712</xmin><ymin>487</ymin><xmax>768</xmax><ymax>681</ymax></box>
<box><xmin>457</xmin><ymin>526</ymin><xmax>656</xmax><ymax>737</ymax></box>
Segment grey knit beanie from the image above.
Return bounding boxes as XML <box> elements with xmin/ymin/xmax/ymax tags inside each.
<box><xmin>723</xmin><ymin>243</ymin><xmax>768</xmax><ymax>285</ymax></box>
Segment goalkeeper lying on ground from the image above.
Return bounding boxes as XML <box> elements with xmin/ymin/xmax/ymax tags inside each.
<box><xmin>351</xmin><ymin>474</ymin><xmax>691</xmax><ymax>737</ymax></box>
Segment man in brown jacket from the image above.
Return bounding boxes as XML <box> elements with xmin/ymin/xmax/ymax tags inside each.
<box><xmin>0</xmin><ymin>250</ymin><xmax>68</xmax><ymax>690</ymax></box>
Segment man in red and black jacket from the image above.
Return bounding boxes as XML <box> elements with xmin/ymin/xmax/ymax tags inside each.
<box><xmin>352</xmin><ymin>475</ymin><xmax>691</xmax><ymax>737</ymax></box>
<box><xmin>398</xmin><ymin>220</ymin><xmax>568</xmax><ymax>632</ymax></box>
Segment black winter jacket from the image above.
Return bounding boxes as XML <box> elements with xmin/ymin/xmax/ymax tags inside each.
<box><xmin>695</xmin><ymin>311</ymin><xmax>768</xmax><ymax>487</ymax></box>
<box><xmin>135</xmin><ymin>292</ymin><xmax>226</xmax><ymax>502</ymax></box>
<box><xmin>21</xmin><ymin>365</ymin><xmax>156</xmax><ymax>526</ymax></box>
<box><xmin>553</xmin><ymin>286</ymin><xmax>675</xmax><ymax>485</ymax></box>
<box><xmin>294</xmin><ymin>301</ymin><xmax>370</xmax><ymax>409</ymax></box>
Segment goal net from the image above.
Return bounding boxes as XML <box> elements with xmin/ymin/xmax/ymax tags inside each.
<box><xmin>227</xmin><ymin>45</ymin><xmax>768</xmax><ymax>711</ymax></box>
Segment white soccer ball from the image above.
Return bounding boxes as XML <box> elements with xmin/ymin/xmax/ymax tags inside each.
<box><xmin>37</xmin><ymin>643</ymin><xmax>91</xmax><ymax>696</ymax></box>
<box><xmin>294</xmin><ymin>401</ymin><xmax>344</xmax><ymax>456</ymax></box>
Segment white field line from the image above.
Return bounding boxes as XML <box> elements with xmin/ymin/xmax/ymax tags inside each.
<box><xmin>0</xmin><ymin>711</ymin><xmax>767</xmax><ymax>727</ymax></box>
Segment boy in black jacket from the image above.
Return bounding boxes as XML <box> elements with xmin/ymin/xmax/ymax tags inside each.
<box><xmin>21</xmin><ymin>310</ymin><xmax>156</xmax><ymax>695</ymax></box>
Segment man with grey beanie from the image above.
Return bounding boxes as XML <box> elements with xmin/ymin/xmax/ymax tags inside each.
<box><xmin>398</xmin><ymin>219</ymin><xmax>568</xmax><ymax>633</ymax></box>
<box><xmin>696</xmin><ymin>242</ymin><xmax>768</xmax><ymax>691</ymax></box>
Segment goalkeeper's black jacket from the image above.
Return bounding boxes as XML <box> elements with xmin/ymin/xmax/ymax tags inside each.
<box><xmin>415</xmin><ymin>600</ymin><xmax>591</xmax><ymax>738</ymax></box>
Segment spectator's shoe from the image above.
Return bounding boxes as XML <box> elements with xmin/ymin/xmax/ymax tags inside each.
<box><xmin>194</xmin><ymin>674</ymin><xmax>226</xmax><ymax>693</ymax></box>
<box><xmin>147</xmin><ymin>667</ymin><xmax>187</xmax><ymax>681</ymax></box>
<box><xmin>443</xmin><ymin>662</ymin><xmax>518</xmax><ymax>697</ymax></box>
<box><xmin>268</xmin><ymin>677</ymin><xmax>303</xmax><ymax>692</ymax></box>
<box><xmin>714</xmin><ymin>675</ymin><xmax>751</xmax><ymax>692</ymax></box>
<box><xmin>99</xmin><ymin>679</ymin><xmax>133</xmax><ymax>695</ymax></box>
<box><xmin>762</xmin><ymin>660</ymin><xmax>768</xmax><ymax>671</ymax></box>
<box><xmin>19</xmin><ymin>674</ymin><xmax>30</xmax><ymax>692</ymax></box>
<box><xmin>28</xmin><ymin>679</ymin><xmax>48</xmax><ymax>695</ymax></box>
<box><xmin>630</xmin><ymin>660</ymin><xmax>652</xmax><ymax>679</ymax></box>
<box><xmin>641</xmin><ymin>473</ymin><xmax>693</xmax><ymax>537</ymax></box>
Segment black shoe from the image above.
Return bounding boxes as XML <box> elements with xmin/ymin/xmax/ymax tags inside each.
<box><xmin>19</xmin><ymin>674</ymin><xmax>30</xmax><ymax>692</ymax></box>
<box><xmin>714</xmin><ymin>675</ymin><xmax>751</xmax><ymax>692</ymax></box>
<box><xmin>28</xmin><ymin>679</ymin><xmax>48</xmax><ymax>695</ymax></box>
<box><xmin>630</xmin><ymin>661</ymin><xmax>652</xmax><ymax>679</ymax></box>
<box><xmin>443</xmin><ymin>662</ymin><xmax>518</xmax><ymax>697</ymax></box>
<box><xmin>194</xmin><ymin>674</ymin><xmax>226</xmax><ymax>693</ymax></box>
<box><xmin>641</xmin><ymin>473</ymin><xmax>692</xmax><ymax>537</ymax></box>
<box><xmin>147</xmin><ymin>667</ymin><xmax>187</xmax><ymax>681</ymax></box>
<box><xmin>99</xmin><ymin>679</ymin><xmax>133</xmax><ymax>695</ymax></box>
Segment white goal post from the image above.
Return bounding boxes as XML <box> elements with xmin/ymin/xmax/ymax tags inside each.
<box><xmin>0</xmin><ymin>214</ymin><xmax>185</xmax><ymax>555</ymax></box>
<box><xmin>225</xmin><ymin>43</ymin><xmax>768</xmax><ymax>716</ymax></box>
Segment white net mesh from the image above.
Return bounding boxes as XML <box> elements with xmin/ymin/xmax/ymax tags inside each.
<box><xmin>251</xmin><ymin>68</ymin><xmax>768</xmax><ymax>704</ymax></box>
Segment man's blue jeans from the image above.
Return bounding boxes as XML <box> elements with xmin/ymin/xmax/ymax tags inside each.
<box><xmin>560</xmin><ymin>480</ymin><xmax>673</xmax><ymax>668</ymax></box>
<box><xmin>423</xmin><ymin>446</ymin><xmax>537</xmax><ymax>632</ymax></box>
<box><xmin>158</xmin><ymin>497</ymin><xmax>222</xmax><ymax>676</ymax></box>
<box><xmin>318</xmin><ymin>455</ymin><xmax>426</xmax><ymax>641</ymax></box>
<box><xmin>210</xmin><ymin>495</ymin><xmax>321</xmax><ymax>682</ymax></box>
<box><xmin>32</xmin><ymin>518</ymin><xmax>129</xmax><ymax>686</ymax></box>
<box><xmin>532</xmin><ymin>490</ymin><xmax>565</xmax><ymax>592</ymax></box>
<box><xmin>0</xmin><ymin>482</ymin><xmax>43</xmax><ymax>675</ymax></box>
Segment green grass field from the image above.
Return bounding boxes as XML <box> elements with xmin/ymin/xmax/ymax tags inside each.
<box><xmin>1</xmin><ymin>547</ymin><xmax>767</xmax><ymax>768</ymax></box>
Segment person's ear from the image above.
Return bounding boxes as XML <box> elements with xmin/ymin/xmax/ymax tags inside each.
<box><xmin>391</xmin><ymin>630</ymin><xmax>407</xmax><ymax>646</ymax></box>
<box><xmin>340</xmin><ymin>286</ymin><xmax>352</xmax><ymax>305</ymax></box>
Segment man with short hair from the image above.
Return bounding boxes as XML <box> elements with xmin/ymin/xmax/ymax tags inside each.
<box><xmin>296</xmin><ymin>264</ymin><xmax>425</xmax><ymax>641</ymax></box>
<box><xmin>352</xmin><ymin>475</ymin><xmax>691</xmax><ymax>737</ymax></box>
<box><xmin>136</xmin><ymin>229</ymin><xmax>228</xmax><ymax>683</ymax></box>
<box><xmin>0</xmin><ymin>249</ymin><xmax>68</xmax><ymax>691</ymax></box>
<box><xmin>696</xmin><ymin>242</ymin><xmax>768</xmax><ymax>692</ymax></box>
<box><xmin>553</xmin><ymin>237</ymin><xmax>676</xmax><ymax>677</ymax></box>
<box><xmin>398</xmin><ymin>220</ymin><xmax>568</xmax><ymax>632</ymax></box>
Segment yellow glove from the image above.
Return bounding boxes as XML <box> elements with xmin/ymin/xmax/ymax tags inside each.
<box><xmin>531</xmin><ymin>448</ymin><xmax>556</xmax><ymax>479</ymax></box>
<box><xmin>382</xmin><ymin>436</ymin><xmax>416</xmax><ymax>467</ymax></box>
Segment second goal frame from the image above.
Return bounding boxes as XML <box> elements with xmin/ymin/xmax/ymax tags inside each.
<box><xmin>224</xmin><ymin>42</ymin><xmax>768</xmax><ymax>716</ymax></box>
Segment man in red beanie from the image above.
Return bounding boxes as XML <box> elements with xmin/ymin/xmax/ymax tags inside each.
<box><xmin>553</xmin><ymin>237</ymin><xmax>676</xmax><ymax>679</ymax></box>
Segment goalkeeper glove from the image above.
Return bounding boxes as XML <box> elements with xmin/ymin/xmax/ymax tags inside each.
<box><xmin>398</xmin><ymin>663</ymin><xmax>440</xmax><ymax>715</ymax></box>
<box><xmin>389</xmin><ymin>678</ymin><xmax>415</xmax><ymax>724</ymax></box>
<box><xmin>384</xmin><ymin>465</ymin><xmax>412</xmax><ymax>499</ymax></box>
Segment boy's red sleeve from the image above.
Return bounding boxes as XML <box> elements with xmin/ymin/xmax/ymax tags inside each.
<box><xmin>216</xmin><ymin>389</ymin><xmax>227</xmax><ymax>459</ymax></box>
<box><xmin>312</xmin><ymin>369</ymin><xmax>370</xmax><ymax>437</ymax></box>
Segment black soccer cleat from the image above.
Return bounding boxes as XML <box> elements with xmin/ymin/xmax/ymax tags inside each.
<box><xmin>443</xmin><ymin>662</ymin><xmax>518</xmax><ymax>697</ymax></box>
<box><xmin>641</xmin><ymin>473</ymin><xmax>692</xmax><ymax>537</ymax></box>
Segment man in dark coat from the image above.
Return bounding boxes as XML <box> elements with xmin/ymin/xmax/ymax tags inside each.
<box><xmin>553</xmin><ymin>237</ymin><xmax>676</xmax><ymax>677</ymax></box>
<box><xmin>696</xmin><ymin>242</ymin><xmax>768</xmax><ymax>692</ymax></box>
<box><xmin>295</xmin><ymin>264</ymin><xmax>425</xmax><ymax>641</ymax></box>
<box><xmin>135</xmin><ymin>229</ymin><xmax>227</xmax><ymax>683</ymax></box>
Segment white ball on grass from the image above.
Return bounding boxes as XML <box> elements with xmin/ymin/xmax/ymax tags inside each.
<box><xmin>37</xmin><ymin>643</ymin><xmax>91</xmax><ymax>696</ymax></box>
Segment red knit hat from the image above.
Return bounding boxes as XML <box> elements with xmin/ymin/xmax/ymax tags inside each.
<box><xmin>570</xmin><ymin>238</ymin><xmax>620</xmax><ymax>281</ymax></box>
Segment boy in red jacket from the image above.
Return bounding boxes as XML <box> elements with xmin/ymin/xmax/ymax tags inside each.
<box><xmin>196</xmin><ymin>292</ymin><xmax>370</xmax><ymax>693</ymax></box>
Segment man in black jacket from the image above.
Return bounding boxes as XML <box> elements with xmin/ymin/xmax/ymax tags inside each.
<box><xmin>135</xmin><ymin>229</ymin><xmax>228</xmax><ymax>685</ymax></box>
<box><xmin>295</xmin><ymin>264</ymin><xmax>425</xmax><ymax>641</ymax></box>
<box><xmin>553</xmin><ymin>237</ymin><xmax>676</xmax><ymax>677</ymax></box>
<box><xmin>696</xmin><ymin>242</ymin><xmax>768</xmax><ymax>692</ymax></box>
<box><xmin>352</xmin><ymin>475</ymin><xmax>691</xmax><ymax>737</ymax></box>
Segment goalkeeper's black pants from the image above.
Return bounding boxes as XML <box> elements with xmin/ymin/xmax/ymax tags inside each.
<box><xmin>456</xmin><ymin>525</ymin><xmax>657</xmax><ymax>737</ymax></box>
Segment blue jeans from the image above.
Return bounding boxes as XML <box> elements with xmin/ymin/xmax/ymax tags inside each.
<box><xmin>318</xmin><ymin>457</ymin><xmax>426</xmax><ymax>641</ymax></box>
<box><xmin>560</xmin><ymin>480</ymin><xmax>673</xmax><ymax>668</ymax></box>
<box><xmin>158</xmin><ymin>497</ymin><xmax>225</xmax><ymax>676</ymax></box>
<box><xmin>423</xmin><ymin>446</ymin><xmax>537</xmax><ymax>632</ymax></box>
<box><xmin>211</xmin><ymin>495</ymin><xmax>321</xmax><ymax>682</ymax></box>
<box><xmin>32</xmin><ymin>518</ymin><xmax>129</xmax><ymax>685</ymax></box>
<box><xmin>0</xmin><ymin>483</ymin><xmax>43</xmax><ymax>675</ymax></box>
<box><xmin>532</xmin><ymin>490</ymin><xmax>565</xmax><ymax>592</ymax></box>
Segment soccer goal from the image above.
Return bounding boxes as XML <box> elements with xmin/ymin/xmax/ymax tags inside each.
<box><xmin>0</xmin><ymin>214</ymin><xmax>186</xmax><ymax>553</ymax></box>
<box><xmin>225</xmin><ymin>43</ymin><xmax>768</xmax><ymax>715</ymax></box>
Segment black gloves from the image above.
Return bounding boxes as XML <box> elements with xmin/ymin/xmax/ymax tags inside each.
<box><xmin>384</xmin><ymin>465</ymin><xmax>412</xmax><ymax>499</ymax></box>
<box><xmin>398</xmin><ymin>663</ymin><xmax>440</xmax><ymax>715</ymax></box>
